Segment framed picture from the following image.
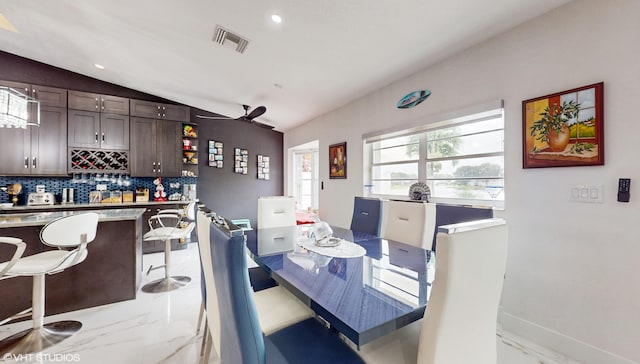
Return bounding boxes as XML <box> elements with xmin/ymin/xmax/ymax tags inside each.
<box><xmin>257</xmin><ymin>154</ymin><xmax>270</xmax><ymax>180</ymax></box>
<box><xmin>234</xmin><ymin>147</ymin><xmax>249</xmax><ymax>174</ymax></box>
<box><xmin>523</xmin><ymin>82</ymin><xmax>604</xmax><ymax>168</ymax></box>
<box><xmin>329</xmin><ymin>142</ymin><xmax>347</xmax><ymax>179</ymax></box>
<box><xmin>207</xmin><ymin>140</ymin><xmax>223</xmax><ymax>168</ymax></box>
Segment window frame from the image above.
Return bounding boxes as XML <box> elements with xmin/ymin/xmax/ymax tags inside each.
<box><xmin>364</xmin><ymin>102</ymin><xmax>504</xmax><ymax>208</ymax></box>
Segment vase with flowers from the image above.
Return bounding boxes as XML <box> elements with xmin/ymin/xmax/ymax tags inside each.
<box><xmin>530</xmin><ymin>100</ymin><xmax>580</xmax><ymax>152</ymax></box>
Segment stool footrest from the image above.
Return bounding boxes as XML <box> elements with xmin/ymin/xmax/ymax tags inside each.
<box><xmin>0</xmin><ymin>307</ymin><xmax>32</xmax><ymax>326</ymax></box>
<box><xmin>146</xmin><ymin>264</ymin><xmax>167</xmax><ymax>276</ymax></box>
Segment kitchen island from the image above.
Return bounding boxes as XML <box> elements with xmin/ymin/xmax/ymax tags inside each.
<box><xmin>0</xmin><ymin>208</ymin><xmax>145</xmax><ymax>320</ymax></box>
<box><xmin>0</xmin><ymin>201</ymin><xmax>195</xmax><ymax>253</ymax></box>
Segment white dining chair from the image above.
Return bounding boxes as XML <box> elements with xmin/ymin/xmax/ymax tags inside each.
<box><xmin>382</xmin><ymin>200</ymin><xmax>436</xmax><ymax>249</ymax></box>
<box><xmin>357</xmin><ymin>218</ymin><xmax>508</xmax><ymax>364</ymax></box>
<box><xmin>0</xmin><ymin>213</ymin><xmax>99</xmax><ymax>356</ymax></box>
<box><xmin>257</xmin><ymin>196</ymin><xmax>296</xmax><ymax>228</ymax></box>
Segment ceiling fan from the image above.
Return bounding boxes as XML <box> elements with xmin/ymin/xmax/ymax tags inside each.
<box><xmin>196</xmin><ymin>104</ymin><xmax>273</xmax><ymax>129</ymax></box>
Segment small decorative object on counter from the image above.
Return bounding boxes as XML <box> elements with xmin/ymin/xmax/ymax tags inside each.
<box><xmin>136</xmin><ymin>188</ymin><xmax>149</xmax><ymax>202</ymax></box>
<box><xmin>409</xmin><ymin>182</ymin><xmax>430</xmax><ymax>202</ymax></box>
<box><xmin>153</xmin><ymin>177</ymin><xmax>168</xmax><ymax>201</ymax></box>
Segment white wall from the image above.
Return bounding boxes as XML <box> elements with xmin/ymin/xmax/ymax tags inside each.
<box><xmin>284</xmin><ymin>1</ymin><xmax>640</xmax><ymax>363</ymax></box>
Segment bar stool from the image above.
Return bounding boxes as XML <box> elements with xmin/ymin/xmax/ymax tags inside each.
<box><xmin>142</xmin><ymin>201</ymin><xmax>196</xmax><ymax>293</ymax></box>
<box><xmin>0</xmin><ymin>213</ymin><xmax>99</xmax><ymax>356</ymax></box>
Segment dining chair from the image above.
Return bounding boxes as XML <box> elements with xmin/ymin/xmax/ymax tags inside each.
<box><xmin>201</xmin><ymin>217</ymin><xmax>364</xmax><ymax>364</ymax></box>
<box><xmin>196</xmin><ymin>210</ymin><xmax>314</xmax><ymax>363</ymax></box>
<box><xmin>349</xmin><ymin>196</ymin><xmax>382</xmax><ymax>237</ymax></box>
<box><xmin>257</xmin><ymin>196</ymin><xmax>296</xmax><ymax>228</ymax></box>
<box><xmin>382</xmin><ymin>200</ymin><xmax>436</xmax><ymax>249</ymax></box>
<box><xmin>0</xmin><ymin>213</ymin><xmax>100</xmax><ymax>356</ymax></box>
<box><xmin>357</xmin><ymin>218</ymin><xmax>508</xmax><ymax>364</ymax></box>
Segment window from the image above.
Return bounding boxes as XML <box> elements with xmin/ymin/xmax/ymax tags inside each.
<box><xmin>365</xmin><ymin>102</ymin><xmax>504</xmax><ymax>206</ymax></box>
<box><xmin>292</xmin><ymin>148</ymin><xmax>319</xmax><ymax>212</ymax></box>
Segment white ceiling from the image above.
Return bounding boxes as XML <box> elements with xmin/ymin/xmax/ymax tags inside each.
<box><xmin>0</xmin><ymin>0</ymin><xmax>571</xmax><ymax>131</ymax></box>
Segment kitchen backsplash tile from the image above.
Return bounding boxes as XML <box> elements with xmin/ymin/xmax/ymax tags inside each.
<box><xmin>0</xmin><ymin>176</ymin><xmax>197</xmax><ymax>204</ymax></box>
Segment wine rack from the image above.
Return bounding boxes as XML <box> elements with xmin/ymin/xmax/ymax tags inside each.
<box><xmin>68</xmin><ymin>149</ymin><xmax>129</xmax><ymax>173</ymax></box>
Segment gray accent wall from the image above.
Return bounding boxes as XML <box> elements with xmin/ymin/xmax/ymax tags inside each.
<box><xmin>193</xmin><ymin>108</ymin><xmax>283</xmax><ymax>228</ymax></box>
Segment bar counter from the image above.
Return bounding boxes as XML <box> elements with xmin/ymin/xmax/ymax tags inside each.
<box><xmin>0</xmin><ymin>208</ymin><xmax>145</xmax><ymax>320</ymax></box>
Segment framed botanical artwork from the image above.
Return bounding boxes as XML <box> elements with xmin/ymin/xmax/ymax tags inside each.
<box><xmin>523</xmin><ymin>82</ymin><xmax>604</xmax><ymax>168</ymax></box>
<box><xmin>329</xmin><ymin>142</ymin><xmax>347</xmax><ymax>179</ymax></box>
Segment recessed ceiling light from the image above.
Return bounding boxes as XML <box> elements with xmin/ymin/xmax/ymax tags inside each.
<box><xmin>271</xmin><ymin>14</ymin><xmax>282</xmax><ymax>23</ymax></box>
<box><xmin>94</xmin><ymin>63</ymin><xmax>105</xmax><ymax>70</ymax></box>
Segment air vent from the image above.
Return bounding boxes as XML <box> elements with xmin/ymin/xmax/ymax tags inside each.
<box><xmin>213</xmin><ymin>25</ymin><xmax>249</xmax><ymax>54</ymax></box>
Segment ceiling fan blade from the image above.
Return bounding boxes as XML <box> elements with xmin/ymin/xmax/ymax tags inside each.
<box><xmin>196</xmin><ymin>114</ymin><xmax>232</xmax><ymax>120</ymax></box>
<box><xmin>246</xmin><ymin>106</ymin><xmax>266</xmax><ymax>120</ymax></box>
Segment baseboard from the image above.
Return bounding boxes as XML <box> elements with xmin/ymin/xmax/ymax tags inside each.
<box><xmin>502</xmin><ymin>313</ymin><xmax>637</xmax><ymax>364</ymax></box>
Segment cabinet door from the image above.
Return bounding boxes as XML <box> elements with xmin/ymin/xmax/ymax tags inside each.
<box><xmin>68</xmin><ymin>110</ymin><xmax>100</xmax><ymax>148</ymax></box>
<box><xmin>0</xmin><ymin>127</ymin><xmax>30</xmax><ymax>175</ymax></box>
<box><xmin>129</xmin><ymin>117</ymin><xmax>157</xmax><ymax>177</ymax></box>
<box><xmin>68</xmin><ymin>90</ymin><xmax>100</xmax><ymax>112</ymax></box>
<box><xmin>101</xmin><ymin>95</ymin><xmax>129</xmax><ymax>115</ymax></box>
<box><xmin>156</xmin><ymin>120</ymin><xmax>181</xmax><ymax>177</ymax></box>
<box><xmin>162</xmin><ymin>104</ymin><xmax>190</xmax><ymax>121</ymax></box>
<box><xmin>32</xmin><ymin>85</ymin><xmax>67</xmax><ymax>108</ymax></box>
<box><xmin>130</xmin><ymin>99</ymin><xmax>161</xmax><ymax>119</ymax></box>
<box><xmin>100</xmin><ymin>113</ymin><xmax>130</xmax><ymax>150</ymax></box>
<box><xmin>30</xmin><ymin>106</ymin><xmax>68</xmax><ymax>175</ymax></box>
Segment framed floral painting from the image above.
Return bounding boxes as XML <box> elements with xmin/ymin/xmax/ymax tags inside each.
<box><xmin>329</xmin><ymin>142</ymin><xmax>346</xmax><ymax>179</ymax></box>
<box><xmin>522</xmin><ymin>82</ymin><xmax>604</xmax><ymax>168</ymax></box>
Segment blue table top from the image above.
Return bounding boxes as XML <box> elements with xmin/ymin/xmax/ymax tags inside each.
<box><xmin>245</xmin><ymin>224</ymin><xmax>434</xmax><ymax>346</ymax></box>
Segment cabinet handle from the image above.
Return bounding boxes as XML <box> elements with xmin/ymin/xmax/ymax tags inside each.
<box><xmin>24</xmin><ymin>157</ymin><xmax>28</xmax><ymax>169</ymax></box>
<box><xmin>95</xmin><ymin>132</ymin><xmax>99</xmax><ymax>143</ymax></box>
<box><xmin>101</xmin><ymin>99</ymin><xmax>105</xmax><ymax>111</ymax></box>
<box><xmin>32</xmin><ymin>89</ymin><xmax>37</xmax><ymax>98</ymax></box>
<box><xmin>95</xmin><ymin>98</ymin><xmax>99</xmax><ymax>110</ymax></box>
<box><xmin>162</xmin><ymin>113</ymin><xmax>165</xmax><ymax>118</ymax></box>
<box><xmin>152</xmin><ymin>161</ymin><xmax>156</xmax><ymax>173</ymax></box>
<box><xmin>32</xmin><ymin>157</ymin><xmax>36</xmax><ymax>169</ymax></box>
<box><xmin>158</xmin><ymin>162</ymin><xmax>161</xmax><ymax>173</ymax></box>
<box><xmin>102</xmin><ymin>133</ymin><xmax>105</xmax><ymax>142</ymax></box>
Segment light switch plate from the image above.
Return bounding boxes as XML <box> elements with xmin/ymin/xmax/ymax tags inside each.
<box><xmin>569</xmin><ymin>184</ymin><xmax>603</xmax><ymax>203</ymax></box>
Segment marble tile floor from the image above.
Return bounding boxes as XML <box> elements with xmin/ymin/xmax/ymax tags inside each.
<box><xmin>0</xmin><ymin>244</ymin><xmax>583</xmax><ymax>364</ymax></box>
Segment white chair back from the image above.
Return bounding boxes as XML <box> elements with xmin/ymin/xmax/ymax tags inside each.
<box><xmin>40</xmin><ymin>213</ymin><xmax>100</xmax><ymax>248</ymax></box>
<box><xmin>257</xmin><ymin>196</ymin><xmax>296</xmax><ymax>228</ymax></box>
<box><xmin>382</xmin><ymin>200</ymin><xmax>435</xmax><ymax>249</ymax></box>
<box><xmin>417</xmin><ymin>218</ymin><xmax>507</xmax><ymax>364</ymax></box>
<box><xmin>196</xmin><ymin>210</ymin><xmax>222</xmax><ymax>355</ymax></box>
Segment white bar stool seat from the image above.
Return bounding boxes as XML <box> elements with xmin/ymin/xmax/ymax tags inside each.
<box><xmin>0</xmin><ymin>213</ymin><xmax>100</xmax><ymax>356</ymax></box>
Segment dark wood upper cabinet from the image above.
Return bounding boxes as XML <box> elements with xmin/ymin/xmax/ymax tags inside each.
<box><xmin>69</xmin><ymin>90</ymin><xmax>129</xmax><ymax>115</ymax></box>
<box><xmin>68</xmin><ymin>110</ymin><xmax>129</xmax><ymax>150</ymax></box>
<box><xmin>129</xmin><ymin>117</ymin><xmax>180</xmax><ymax>177</ymax></box>
<box><xmin>130</xmin><ymin>99</ymin><xmax>189</xmax><ymax>121</ymax></box>
<box><xmin>0</xmin><ymin>80</ymin><xmax>67</xmax><ymax>176</ymax></box>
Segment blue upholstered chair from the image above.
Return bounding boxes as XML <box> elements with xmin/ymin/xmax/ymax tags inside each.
<box><xmin>349</xmin><ymin>196</ymin><xmax>382</xmax><ymax>237</ymax></box>
<box><xmin>202</xmin><ymin>219</ymin><xmax>364</xmax><ymax>364</ymax></box>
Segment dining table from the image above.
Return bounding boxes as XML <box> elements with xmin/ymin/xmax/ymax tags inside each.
<box><xmin>244</xmin><ymin>224</ymin><xmax>435</xmax><ymax>348</ymax></box>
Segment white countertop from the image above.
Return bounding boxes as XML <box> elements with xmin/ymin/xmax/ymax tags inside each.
<box><xmin>0</xmin><ymin>208</ymin><xmax>146</xmax><ymax>228</ymax></box>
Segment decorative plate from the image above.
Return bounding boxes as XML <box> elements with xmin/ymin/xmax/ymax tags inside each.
<box><xmin>409</xmin><ymin>182</ymin><xmax>430</xmax><ymax>201</ymax></box>
<box><xmin>397</xmin><ymin>90</ymin><xmax>431</xmax><ymax>109</ymax></box>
